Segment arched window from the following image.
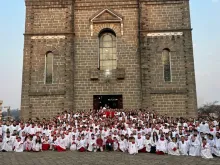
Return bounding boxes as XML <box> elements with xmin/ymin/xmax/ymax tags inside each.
<box><xmin>99</xmin><ymin>31</ymin><xmax>117</xmax><ymax>70</ymax></box>
<box><xmin>162</xmin><ymin>49</ymin><xmax>171</xmax><ymax>82</ymax></box>
<box><xmin>45</xmin><ymin>52</ymin><xmax>53</xmax><ymax>84</ymax></box>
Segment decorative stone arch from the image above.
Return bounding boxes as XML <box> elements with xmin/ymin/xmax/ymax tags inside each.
<box><xmin>94</xmin><ymin>24</ymin><xmax>120</xmax><ymax>37</ymax></box>
<box><xmin>90</xmin><ymin>8</ymin><xmax>123</xmax><ymax>37</ymax></box>
<box><xmin>39</xmin><ymin>46</ymin><xmax>59</xmax><ymax>56</ymax></box>
<box><xmin>157</xmin><ymin>42</ymin><xmax>177</xmax><ymax>52</ymax></box>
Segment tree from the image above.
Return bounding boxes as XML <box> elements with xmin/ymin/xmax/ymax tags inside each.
<box><xmin>198</xmin><ymin>101</ymin><xmax>220</xmax><ymax>119</ymax></box>
<box><xmin>2</xmin><ymin>109</ymin><xmax>20</xmax><ymax>121</ymax></box>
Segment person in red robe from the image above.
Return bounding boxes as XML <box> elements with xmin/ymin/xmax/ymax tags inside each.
<box><xmin>105</xmin><ymin>135</ymin><xmax>114</xmax><ymax>151</ymax></box>
<box><xmin>96</xmin><ymin>134</ymin><xmax>104</xmax><ymax>152</ymax></box>
<box><xmin>105</xmin><ymin>110</ymin><xmax>110</xmax><ymax>118</ymax></box>
<box><xmin>110</xmin><ymin>110</ymin><xmax>115</xmax><ymax>118</ymax></box>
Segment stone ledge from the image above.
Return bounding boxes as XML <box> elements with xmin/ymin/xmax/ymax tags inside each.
<box><xmin>150</xmin><ymin>89</ymin><xmax>187</xmax><ymax>94</ymax></box>
<box><xmin>29</xmin><ymin>91</ymin><xmax>66</xmax><ymax>96</ymax></box>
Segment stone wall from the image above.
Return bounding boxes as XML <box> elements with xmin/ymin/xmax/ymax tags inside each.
<box><xmin>140</xmin><ymin>0</ymin><xmax>197</xmax><ymax>117</ymax></box>
<box><xmin>151</xmin><ymin>94</ymin><xmax>186</xmax><ymax>117</ymax></box>
<box><xmin>21</xmin><ymin>0</ymin><xmax>74</xmax><ymax>119</ymax></box>
<box><xmin>73</xmin><ymin>0</ymin><xmax>141</xmax><ymax>111</ymax></box>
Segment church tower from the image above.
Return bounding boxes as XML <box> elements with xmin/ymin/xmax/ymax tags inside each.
<box><xmin>21</xmin><ymin>0</ymin><xmax>75</xmax><ymax>119</ymax></box>
<box><xmin>21</xmin><ymin>0</ymin><xmax>197</xmax><ymax>120</ymax></box>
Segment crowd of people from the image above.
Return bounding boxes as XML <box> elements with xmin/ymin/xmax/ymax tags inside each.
<box><xmin>0</xmin><ymin>108</ymin><xmax>220</xmax><ymax>159</ymax></box>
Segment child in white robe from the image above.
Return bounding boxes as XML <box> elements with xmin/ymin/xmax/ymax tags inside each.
<box><xmin>55</xmin><ymin>134</ymin><xmax>67</xmax><ymax>152</ymax></box>
<box><xmin>70</xmin><ymin>135</ymin><xmax>77</xmax><ymax>151</ymax></box>
<box><xmin>201</xmin><ymin>138</ymin><xmax>213</xmax><ymax>159</ymax></box>
<box><xmin>118</xmin><ymin>135</ymin><xmax>128</xmax><ymax>152</ymax></box>
<box><xmin>144</xmin><ymin>134</ymin><xmax>152</xmax><ymax>152</ymax></box>
<box><xmin>64</xmin><ymin>131</ymin><xmax>71</xmax><ymax>149</ymax></box>
<box><xmin>24</xmin><ymin>135</ymin><xmax>32</xmax><ymax>151</ymax></box>
<box><xmin>189</xmin><ymin>136</ymin><xmax>200</xmax><ymax>156</ymax></box>
<box><xmin>113</xmin><ymin>137</ymin><xmax>119</xmax><ymax>151</ymax></box>
<box><xmin>179</xmin><ymin>136</ymin><xmax>189</xmax><ymax>155</ymax></box>
<box><xmin>13</xmin><ymin>137</ymin><xmax>24</xmax><ymax>152</ymax></box>
<box><xmin>168</xmin><ymin>137</ymin><xmax>180</xmax><ymax>156</ymax></box>
<box><xmin>87</xmin><ymin>134</ymin><xmax>97</xmax><ymax>152</ymax></box>
<box><xmin>136</xmin><ymin>133</ymin><xmax>145</xmax><ymax>152</ymax></box>
<box><xmin>28</xmin><ymin>124</ymin><xmax>36</xmax><ymax>136</ymax></box>
<box><xmin>156</xmin><ymin>135</ymin><xmax>167</xmax><ymax>155</ymax></box>
<box><xmin>150</xmin><ymin>132</ymin><xmax>158</xmax><ymax>153</ymax></box>
<box><xmin>77</xmin><ymin>135</ymin><xmax>87</xmax><ymax>152</ymax></box>
<box><xmin>32</xmin><ymin>136</ymin><xmax>42</xmax><ymax>152</ymax></box>
<box><xmin>208</xmin><ymin>134</ymin><xmax>220</xmax><ymax>157</ymax></box>
<box><xmin>128</xmin><ymin>137</ymin><xmax>138</xmax><ymax>155</ymax></box>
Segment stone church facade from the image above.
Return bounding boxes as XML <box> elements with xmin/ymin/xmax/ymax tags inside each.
<box><xmin>21</xmin><ymin>0</ymin><xmax>197</xmax><ymax>120</ymax></box>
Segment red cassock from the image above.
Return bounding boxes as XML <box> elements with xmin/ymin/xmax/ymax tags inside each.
<box><xmin>111</xmin><ymin>111</ymin><xmax>115</xmax><ymax>118</ymax></box>
<box><xmin>55</xmin><ymin>146</ymin><xmax>66</xmax><ymax>152</ymax></box>
<box><xmin>42</xmin><ymin>144</ymin><xmax>50</xmax><ymax>151</ymax></box>
<box><xmin>105</xmin><ymin>111</ymin><xmax>110</xmax><ymax>118</ymax></box>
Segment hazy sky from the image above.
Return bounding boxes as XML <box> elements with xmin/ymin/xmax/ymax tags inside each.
<box><xmin>0</xmin><ymin>0</ymin><xmax>219</xmax><ymax>109</ymax></box>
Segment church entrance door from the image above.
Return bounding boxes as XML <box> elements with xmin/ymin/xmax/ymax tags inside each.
<box><xmin>93</xmin><ymin>95</ymin><xmax>123</xmax><ymax>110</ymax></box>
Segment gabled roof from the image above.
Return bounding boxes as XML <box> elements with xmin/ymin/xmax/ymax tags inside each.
<box><xmin>90</xmin><ymin>9</ymin><xmax>123</xmax><ymax>23</ymax></box>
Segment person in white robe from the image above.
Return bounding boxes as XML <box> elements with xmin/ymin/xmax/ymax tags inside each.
<box><xmin>88</xmin><ymin>127</ymin><xmax>94</xmax><ymax>140</ymax></box>
<box><xmin>0</xmin><ymin>136</ymin><xmax>3</xmax><ymax>151</ymax></box>
<box><xmin>64</xmin><ymin>132</ymin><xmax>71</xmax><ymax>149</ymax></box>
<box><xmin>144</xmin><ymin>134</ymin><xmax>152</xmax><ymax>152</ymax></box>
<box><xmin>136</xmin><ymin>133</ymin><xmax>145</xmax><ymax>152</ymax></box>
<box><xmin>32</xmin><ymin>136</ymin><xmax>42</xmax><ymax>152</ymax></box>
<box><xmin>112</xmin><ymin>131</ymin><xmax>120</xmax><ymax>141</ymax></box>
<box><xmin>101</xmin><ymin>127</ymin><xmax>109</xmax><ymax>143</ymax></box>
<box><xmin>113</xmin><ymin>137</ymin><xmax>119</xmax><ymax>151</ymax></box>
<box><xmin>156</xmin><ymin>135</ymin><xmax>167</xmax><ymax>154</ymax></box>
<box><xmin>50</xmin><ymin>135</ymin><xmax>59</xmax><ymax>150</ymax></box>
<box><xmin>128</xmin><ymin>137</ymin><xmax>138</xmax><ymax>155</ymax></box>
<box><xmin>13</xmin><ymin>137</ymin><xmax>24</xmax><ymax>152</ymax></box>
<box><xmin>118</xmin><ymin>135</ymin><xmax>128</xmax><ymax>152</ymax></box>
<box><xmin>209</xmin><ymin>126</ymin><xmax>216</xmax><ymax>137</ymax></box>
<box><xmin>189</xmin><ymin>136</ymin><xmax>200</xmax><ymax>156</ymax></box>
<box><xmin>24</xmin><ymin>135</ymin><xmax>33</xmax><ymax>151</ymax></box>
<box><xmin>163</xmin><ymin>124</ymin><xmax>170</xmax><ymax>134</ymax></box>
<box><xmin>150</xmin><ymin>132</ymin><xmax>158</xmax><ymax>153</ymax></box>
<box><xmin>55</xmin><ymin>134</ymin><xmax>67</xmax><ymax>152</ymax></box>
<box><xmin>77</xmin><ymin>135</ymin><xmax>87</xmax><ymax>152</ymax></box>
<box><xmin>213</xmin><ymin>133</ymin><xmax>220</xmax><ymax>157</ymax></box>
<box><xmin>208</xmin><ymin>134</ymin><xmax>220</xmax><ymax>157</ymax></box>
<box><xmin>201</xmin><ymin>138</ymin><xmax>213</xmax><ymax>159</ymax></box>
<box><xmin>10</xmin><ymin>122</ymin><xmax>18</xmax><ymax>135</ymax></box>
<box><xmin>70</xmin><ymin>135</ymin><xmax>77</xmax><ymax>151</ymax></box>
<box><xmin>179</xmin><ymin>136</ymin><xmax>189</xmax><ymax>156</ymax></box>
<box><xmin>28</xmin><ymin>124</ymin><xmax>36</xmax><ymax>136</ymax></box>
<box><xmin>87</xmin><ymin>134</ymin><xmax>97</xmax><ymax>152</ymax></box>
<box><xmin>2</xmin><ymin>123</ymin><xmax>10</xmax><ymax>137</ymax></box>
<box><xmin>199</xmin><ymin>121</ymin><xmax>209</xmax><ymax>134</ymax></box>
<box><xmin>20</xmin><ymin>131</ymin><xmax>26</xmax><ymax>143</ymax></box>
<box><xmin>35</xmin><ymin>124</ymin><xmax>43</xmax><ymax>135</ymax></box>
<box><xmin>2</xmin><ymin>132</ymin><xmax>14</xmax><ymax>152</ymax></box>
<box><xmin>168</xmin><ymin>137</ymin><xmax>180</xmax><ymax>156</ymax></box>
